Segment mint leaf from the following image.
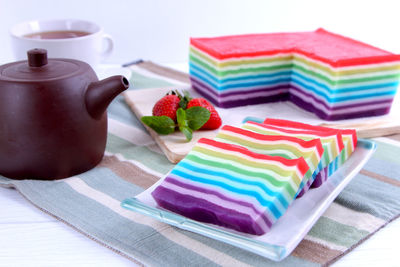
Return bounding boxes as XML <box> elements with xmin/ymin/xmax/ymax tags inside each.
<box><xmin>176</xmin><ymin>108</ymin><xmax>193</xmax><ymax>141</ymax></box>
<box><xmin>180</xmin><ymin>126</ymin><xmax>193</xmax><ymax>141</ymax></box>
<box><xmin>186</xmin><ymin>106</ymin><xmax>210</xmax><ymax>130</ymax></box>
<box><xmin>141</xmin><ymin>116</ymin><xmax>175</xmax><ymax>135</ymax></box>
<box><xmin>176</xmin><ymin>108</ymin><xmax>187</xmax><ymax>126</ymax></box>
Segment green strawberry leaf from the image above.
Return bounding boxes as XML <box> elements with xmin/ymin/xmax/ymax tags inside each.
<box><xmin>141</xmin><ymin>116</ymin><xmax>175</xmax><ymax>135</ymax></box>
<box><xmin>186</xmin><ymin>106</ymin><xmax>210</xmax><ymax>130</ymax></box>
<box><xmin>178</xmin><ymin>90</ymin><xmax>192</xmax><ymax>109</ymax></box>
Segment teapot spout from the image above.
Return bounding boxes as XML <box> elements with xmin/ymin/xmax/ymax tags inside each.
<box><xmin>85</xmin><ymin>75</ymin><xmax>129</xmax><ymax>119</ymax></box>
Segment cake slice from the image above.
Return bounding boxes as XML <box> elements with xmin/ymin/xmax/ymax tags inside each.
<box><xmin>152</xmin><ymin>138</ymin><xmax>309</xmax><ymax>235</ymax></box>
<box><xmin>242</xmin><ymin>120</ymin><xmax>344</xmax><ymax>197</ymax></box>
<box><xmin>262</xmin><ymin>118</ymin><xmax>357</xmax><ymax>187</ymax></box>
<box><xmin>214</xmin><ymin>125</ymin><xmax>324</xmax><ymax>197</ymax></box>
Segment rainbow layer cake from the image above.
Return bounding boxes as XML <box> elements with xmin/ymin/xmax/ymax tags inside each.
<box><xmin>262</xmin><ymin>118</ymin><xmax>357</xmax><ymax>188</ymax></box>
<box><xmin>151</xmin><ymin>138</ymin><xmax>309</xmax><ymax>235</ymax></box>
<box><xmin>214</xmin><ymin>125</ymin><xmax>324</xmax><ymax>197</ymax></box>
<box><xmin>189</xmin><ymin>28</ymin><xmax>400</xmax><ymax>120</ymax></box>
<box><xmin>242</xmin><ymin>120</ymin><xmax>344</xmax><ymax>197</ymax></box>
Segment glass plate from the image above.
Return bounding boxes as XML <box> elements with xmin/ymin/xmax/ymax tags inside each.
<box><xmin>121</xmin><ymin>139</ymin><xmax>376</xmax><ymax>261</ymax></box>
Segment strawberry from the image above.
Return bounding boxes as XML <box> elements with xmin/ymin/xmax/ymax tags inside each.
<box><xmin>152</xmin><ymin>94</ymin><xmax>180</xmax><ymax>122</ymax></box>
<box><xmin>142</xmin><ymin>90</ymin><xmax>222</xmax><ymax>141</ymax></box>
<box><xmin>187</xmin><ymin>98</ymin><xmax>222</xmax><ymax>130</ymax></box>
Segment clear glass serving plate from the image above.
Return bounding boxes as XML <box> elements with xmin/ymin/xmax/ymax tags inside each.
<box><xmin>121</xmin><ymin>139</ymin><xmax>376</xmax><ymax>261</ymax></box>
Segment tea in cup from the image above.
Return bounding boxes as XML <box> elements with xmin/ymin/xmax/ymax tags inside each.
<box><xmin>10</xmin><ymin>19</ymin><xmax>113</xmax><ymax>67</ymax></box>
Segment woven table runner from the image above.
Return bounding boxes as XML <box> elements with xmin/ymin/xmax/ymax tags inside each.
<box><xmin>1</xmin><ymin>61</ymin><xmax>399</xmax><ymax>266</ymax></box>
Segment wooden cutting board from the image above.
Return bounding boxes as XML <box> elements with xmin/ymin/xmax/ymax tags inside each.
<box><xmin>124</xmin><ymin>87</ymin><xmax>219</xmax><ymax>163</ymax></box>
<box><xmin>125</xmin><ymin>85</ymin><xmax>400</xmax><ymax>164</ymax></box>
<box><xmin>320</xmin><ymin>119</ymin><xmax>400</xmax><ymax>139</ymax></box>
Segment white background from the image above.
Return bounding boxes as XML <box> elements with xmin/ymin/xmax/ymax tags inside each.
<box><xmin>0</xmin><ymin>0</ymin><xmax>400</xmax><ymax>266</ymax></box>
<box><xmin>0</xmin><ymin>0</ymin><xmax>400</xmax><ymax>65</ymax></box>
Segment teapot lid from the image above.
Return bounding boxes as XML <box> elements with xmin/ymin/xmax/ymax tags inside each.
<box><xmin>0</xmin><ymin>49</ymin><xmax>87</xmax><ymax>82</ymax></box>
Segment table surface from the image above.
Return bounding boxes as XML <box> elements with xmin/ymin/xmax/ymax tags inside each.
<box><xmin>1</xmin><ymin>63</ymin><xmax>400</xmax><ymax>267</ymax></box>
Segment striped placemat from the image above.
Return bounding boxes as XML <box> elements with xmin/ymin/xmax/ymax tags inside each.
<box><xmin>1</xmin><ymin>61</ymin><xmax>399</xmax><ymax>266</ymax></box>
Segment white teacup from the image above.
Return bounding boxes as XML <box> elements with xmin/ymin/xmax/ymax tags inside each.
<box><xmin>9</xmin><ymin>19</ymin><xmax>113</xmax><ymax>67</ymax></box>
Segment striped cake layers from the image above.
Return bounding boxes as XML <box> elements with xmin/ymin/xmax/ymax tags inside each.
<box><xmin>189</xmin><ymin>46</ymin><xmax>400</xmax><ymax>120</ymax></box>
<box><xmin>214</xmin><ymin>125</ymin><xmax>324</xmax><ymax>196</ymax></box>
<box><xmin>242</xmin><ymin>121</ymin><xmax>344</xmax><ymax>197</ymax></box>
<box><xmin>151</xmin><ymin>138</ymin><xmax>309</xmax><ymax>235</ymax></box>
<box><xmin>310</xmin><ymin>128</ymin><xmax>357</xmax><ymax>187</ymax></box>
<box><xmin>262</xmin><ymin>118</ymin><xmax>357</xmax><ymax>188</ymax></box>
<box><xmin>189</xmin><ymin>28</ymin><xmax>400</xmax><ymax>120</ymax></box>
<box><xmin>312</xmin><ymin>129</ymin><xmax>357</xmax><ymax>187</ymax></box>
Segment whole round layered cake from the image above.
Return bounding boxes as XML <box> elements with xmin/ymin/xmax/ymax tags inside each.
<box><xmin>189</xmin><ymin>28</ymin><xmax>400</xmax><ymax>120</ymax></box>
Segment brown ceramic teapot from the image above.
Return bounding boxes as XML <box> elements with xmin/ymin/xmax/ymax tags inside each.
<box><xmin>0</xmin><ymin>49</ymin><xmax>129</xmax><ymax>180</ymax></box>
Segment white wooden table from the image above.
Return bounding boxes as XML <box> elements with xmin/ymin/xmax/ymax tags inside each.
<box><xmin>1</xmin><ymin>185</ymin><xmax>399</xmax><ymax>266</ymax></box>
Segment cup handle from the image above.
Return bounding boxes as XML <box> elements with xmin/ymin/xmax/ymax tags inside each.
<box><xmin>101</xmin><ymin>34</ymin><xmax>114</xmax><ymax>59</ymax></box>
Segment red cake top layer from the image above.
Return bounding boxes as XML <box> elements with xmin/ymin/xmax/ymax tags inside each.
<box><xmin>190</xmin><ymin>28</ymin><xmax>400</xmax><ymax>67</ymax></box>
<box><xmin>263</xmin><ymin>118</ymin><xmax>355</xmax><ymax>149</ymax></box>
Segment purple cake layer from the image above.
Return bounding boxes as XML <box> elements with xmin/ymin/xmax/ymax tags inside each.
<box><xmin>191</xmin><ymin>76</ymin><xmax>289</xmax><ymax>98</ymax></box>
<box><xmin>191</xmin><ymin>77</ymin><xmax>290</xmax><ymax>108</ymax></box>
<box><xmin>296</xmin><ymin>169</ymin><xmax>328</xmax><ymax>197</ymax></box>
<box><xmin>152</xmin><ymin>182</ymin><xmax>271</xmax><ymax>235</ymax></box>
<box><xmin>311</xmin><ymin>167</ymin><xmax>328</xmax><ymax>188</ymax></box>
<box><xmin>163</xmin><ymin>176</ymin><xmax>273</xmax><ymax>227</ymax></box>
<box><xmin>191</xmin><ymin>76</ymin><xmax>393</xmax><ymax>119</ymax></box>
<box><xmin>290</xmin><ymin>85</ymin><xmax>394</xmax><ymax>110</ymax></box>
<box><xmin>289</xmin><ymin>85</ymin><xmax>393</xmax><ymax>118</ymax></box>
<box><xmin>296</xmin><ymin>180</ymin><xmax>311</xmax><ymax>198</ymax></box>
<box><xmin>290</xmin><ymin>93</ymin><xmax>392</xmax><ymax>120</ymax></box>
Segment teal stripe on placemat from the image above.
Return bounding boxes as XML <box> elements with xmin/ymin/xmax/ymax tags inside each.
<box><xmin>333</xmin><ymin>139</ymin><xmax>400</xmax><ymax>221</ymax></box>
<box><xmin>335</xmin><ymin>173</ymin><xmax>400</xmax><ymax>221</ymax></box>
<box><xmin>106</xmin><ymin>133</ymin><xmax>174</xmax><ymax>175</ymax></box>
<box><xmin>78</xmin><ymin>167</ymin><xmax>144</xmax><ymax>201</ymax></box>
<box><xmin>308</xmin><ymin>217</ymin><xmax>369</xmax><ymax>247</ymax></box>
<box><xmin>130</xmin><ymin>70</ymin><xmax>176</xmax><ymax>89</ymax></box>
<box><xmin>0</xmin><ymin>177</ymin><xmax>12</xmax><ymax>186</ymax></box>
<box><xmin>107</xmin><ymin>94</ymin><xmax>142</xmax><ymax>126</ymax></box>
<box><xmin>370</xmin><ymin>140</ymin><xmax>400</xmax><ymax>166</ymax></box>
<box><xmin>362</xmin><ymin>158</ymin><xmax>400</xmax><ymax>181</ymax></box>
